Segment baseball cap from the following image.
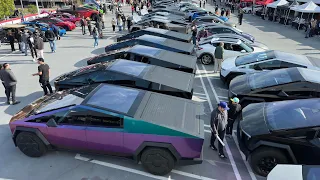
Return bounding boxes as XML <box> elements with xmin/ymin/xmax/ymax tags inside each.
<box><xmin>230</xmin><ymin>97</ymin><xmax>240</xmax><ymax>103</ymax></box>
<box><xmin>218</xmin><ymin>101</ymin><xmax>229</xmax><ymax>110</ymax></box>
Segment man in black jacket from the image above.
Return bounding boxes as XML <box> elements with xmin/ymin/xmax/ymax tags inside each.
<box><xmin>45</xmin><ymin>29</ymin><xmax>56</xmax><ymax>52</ymax></box>
<box><xmin>226</xmin><ymin>97</ymin><xmax>242</xmax><ymax>136</ymax></box>
<box><xmin>210</xmin><ymin>101</ymin><xmax>229</xmax><ymax>158</ymax></box>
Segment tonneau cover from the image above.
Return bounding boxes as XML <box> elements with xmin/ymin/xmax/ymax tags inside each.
<box><xmin>134</xmin><ymin>92</ymin><xmax>204</xmax><ymax>138</ymax></box>
<box><xmin>143</xmin><ymin>66</ymin><xmax>194</xmax><ymax>92</ymax></box>
<box><xmin>158</xmin><ymin>50</ymin><xmax>197</xmax><ymax>68</ymax></box>
<box><xmin>145</xmin><ymin>27</ymin><xmax>192</xmax><ymax>41</ymax></box>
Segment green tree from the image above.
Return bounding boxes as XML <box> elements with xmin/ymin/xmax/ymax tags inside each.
<box><xmin>0</xmin><ymin>0</ymin><xmax>15</xmax><ymax>19</ymax></box>
<box><xmin>27</xmin><ymin>4</ymin><xmax>38</xmax><ymax>14</ymax></box>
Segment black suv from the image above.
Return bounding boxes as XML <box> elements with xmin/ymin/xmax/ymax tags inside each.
<box><xmin>229</xmin><ymin>67</ymin><xmax>320</xmax><ymax>107</ymax></box>
<box><xmin>237</xmin><ymin>98</ymin><xmax>320</xmax><ymax>177</ymax></box>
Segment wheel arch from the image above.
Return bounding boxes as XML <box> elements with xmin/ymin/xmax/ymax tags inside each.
<box><xmin>13</xmin><ymin>126</ymin><xmax>51</xmax><ymax>148</ymax></box>
<box><xmin>133</xmin><ymin>142</ymin><xmax>181</xmax><ymax>163</ymax></box>
<box><xmin>250</xmin><ymin>140</ymin><xmax>298</xmax><ymax>164</ymax></box>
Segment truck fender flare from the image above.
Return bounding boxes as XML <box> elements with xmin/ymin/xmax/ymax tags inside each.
<box><xmin>133</xmin><ymin>141</ymin><xmax>181</xmax><ymax>163</ymax></box>
<box><xmin>13</xmin><ymin>126</ymin><xmax>51</xmax><ymax>147</ymax></box>
<box><xmin>251</xmin><ymin>140</ymin><xmax>298</xmax><ymax>164</ymax></box>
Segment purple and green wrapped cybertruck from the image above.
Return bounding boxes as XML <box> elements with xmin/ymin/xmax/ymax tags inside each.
<box><xmin>9</xmin><ymin>83</ymin><xmax>204</xmax><ymax>175</ymax></box>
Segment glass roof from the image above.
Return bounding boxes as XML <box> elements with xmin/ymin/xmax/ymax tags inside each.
<box><xmin>129</xmin><ymin>45</ymin><xmax>162</xmax><ymax>57</ymax></box>
<box><xmin>138</xmin><ymin>35</ymin><xmax>166</xmax><ymax>44</ymax></box>
<box><xmin>109</xmin><ymin>60</ymin><xmax>151</xmax><ymax>76</ymax></box>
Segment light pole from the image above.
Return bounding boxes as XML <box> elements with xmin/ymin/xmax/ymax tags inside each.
<box><xmin>20</xmin><ymin>0</ymin><xmax>24</xmax><ymax>9</ymax></box>
<box><xmin>35</xmin><ymin>0</ymin><xmax>40</xmax><ymax>16</ymax></box>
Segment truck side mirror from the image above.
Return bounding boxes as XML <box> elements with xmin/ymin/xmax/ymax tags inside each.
<box><xmin>46</xmin><ymin>118</ymin><xmax>57</xmax><ymax>127</ymax></box>
<box><xmin>278</xmin><ymin>90</ymin><xmax>289</xmax><ymax>97</ymax></box>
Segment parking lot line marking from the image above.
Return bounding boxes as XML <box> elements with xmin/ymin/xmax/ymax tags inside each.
<box><xmin>198</xmin><ymin>64</ymin><xmax>242</xmax><ymax>180</ymax></box>
<box><xmin>75</xmin><ymin>154</ymin><xmax>173</xmax><ymax>180</ymax></box>
<box><xmin>195</xmin><ymin>65</ymin><xmax>213</xmax><ymax>111</ymax></box>
<box><xmin>204</xmin><ymin>124</ymin><xmax>210</xmax><ymax>128</ymax></box>
<box><xmin>193</xmin><ymin>92</ymin><xmax>206</xmax><ymax>96</ymax></box>
<box><xmin>0</xmin><ymin>51</ymin><xmax>18</xmax><ymax>60</ymax></box>
<box><xmin>204</xmin><ymin>129</ymin><xmax>211</xmax><ymax>133</ymax></box>
<box><xmin>232</xmin><ymin>133</ymin><xmax>258</xmax><ymax>180</ymax></box>
<box><xmin>171</xmin><ymin>170</ymin><xmax>216</xmax><ymax>180</ymax></box>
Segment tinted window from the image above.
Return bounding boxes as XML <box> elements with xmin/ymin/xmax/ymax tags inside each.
<box><xmin>280</xmin><ymin>61</ymin><xmax>306</xmax><ymax>68</ymax></box>
<box><xmin>28</xmin><ymin>110</ymin><xmax>68</xmax><ymax>123</ymax></box>
<box><xmin>109</xmin><ymin>60</ymin><xmax>151</xmax><ymax>76</ymax></box>
<box><xmin>249</xmin><ymin>69</ymin><xmax>293</xmax><ymax>89</ymax></box>
<box><xmin>249</xmin><ymin>60</ymin><xmax>281</xmax><ymax>70</ymax></box>
<box><xmin>86</xmin><ymin>85</ymin><xmax>143</xmax><ymax>115</ymax></box>
<box><xmin>235</xmin><ymin>50</ymin><xmax>276</xmax><ymax>66</ymax></box>
<box><xmin>58</xmin><ymin>108</ymin><xmax>87</xmax><ymax>125</ymax></box>
<box><xmin>266</xmin><ymin>99</ymin><xmax>320</xmax><ymax>130</ymax></box>
<box><xmin>88</xmin><ymin>114</ymin><xmax>122</xmax><ymax>128</ymax></box>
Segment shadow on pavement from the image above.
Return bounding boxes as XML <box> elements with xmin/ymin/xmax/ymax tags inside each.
<box><xmin>1</xmin><ymin>91</ymin><xmax>43</xmax><ymax>116</ymax></box>
<box><xmin>0</xmin><ymin>60</ymin><xmax>35</xmax><ymax>64</ymax></box>
<box><xmin>59</xmin><ymin>45</ymin><xmax>93</xmax><ymax>49</ymax></box>
<box><xmin>243</xmin><ymin>15</ymin><xmax>320</xmax><ymax>53</ymax></box>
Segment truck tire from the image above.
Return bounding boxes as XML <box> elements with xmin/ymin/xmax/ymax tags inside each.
<box><xmin>141</xmin><ymin>147</ymin><xmax>175</xmax><ymax>175</ymax></box>
<box><xmin>16</xmin><ymin>131</ymin><xmax>47</xmax><ymax>157</ymax></box>
<box><xmin>250</xmin><ymin>147</ymin><xmax>288</xmax><ymax>177</ymax></box>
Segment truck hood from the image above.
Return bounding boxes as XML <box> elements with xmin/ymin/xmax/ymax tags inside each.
<box><xmin>229</xmin><ymin>75</ymin><xmax>251</xmax><ymax>95</ymax></box>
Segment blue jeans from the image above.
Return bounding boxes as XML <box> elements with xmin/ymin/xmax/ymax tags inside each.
<box><xmin>119</xmin><ymin>25</ymin><xmax>122</xmax><ymax>31</ymax></box>
<box><xmin>94</xmin><ymin>37</ymin><xmax>98</xmax><ymax>47</ymax></box>
<box><xmin>49</xmin><ymin>40</ymin><xmax>56</xmax><ymax>52</ymax></box>
<box><xmin>192</xmin><ymin>36</ymin><xmax>197</xmax><ymax>45</ymax></box>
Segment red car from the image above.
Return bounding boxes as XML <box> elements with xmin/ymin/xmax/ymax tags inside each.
<box><xmin>57</xmin><ymin>7</ymin><xmax>99</xmax><ymax>21</ymax></box>
<box><xmin>49</xmin><ymin>13</ymin><xmax>82</xmax><ymax>27</ymax></box>
<box><xmin>32</xmin><ymin>17</ymin><xmax>76</xmax><ymax>31</ymax></box>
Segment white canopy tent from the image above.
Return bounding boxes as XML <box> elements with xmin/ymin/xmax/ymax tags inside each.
<box><xmin>289</xmin><ymin>1</ymin><xmax>320</xmax><ymax>29</ymax></box>
<box><xmin>267</xmin><ymin>0</ymin><xmax>289</xmax><ymax>8</ymax></box>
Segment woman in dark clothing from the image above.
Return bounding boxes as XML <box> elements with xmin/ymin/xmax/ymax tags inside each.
<box><xmin>7</xmin><ymin>31</ymin><xmax>15</xmax><ymax>51</ymax></box>
<box><xmin>87</xmin><ymin>19</ymin><xmax>92</xmax><ymax>35</ymax></box>
<box><xmin>27</xmin><ymin>32</ymin><xmax>37</xmax><ymax>61</ymax></box>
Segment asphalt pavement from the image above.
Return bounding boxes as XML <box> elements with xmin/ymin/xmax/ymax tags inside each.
<box><xmin>0</xmin><ymin>2</ymin><xmax>319</xmax><ymax>180</ymax></box>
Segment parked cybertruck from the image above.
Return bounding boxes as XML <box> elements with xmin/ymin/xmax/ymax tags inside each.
<box><xmin>10</xmin><ymin>84</ymin><xmax>204</xmax><ymax>175</ymax></box>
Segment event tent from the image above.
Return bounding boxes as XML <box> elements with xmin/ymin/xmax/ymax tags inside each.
<box><xmin>267</xmin><ymin>0</ymin><xmax>289</xmax><ymax>8</ymax></box>
<box><xmin>290</xmin><ymin>1</ymin><xmax>320</xmax><ymax>13</ymax></box>
<box><xmin>256</xmin><ymin>0</ymin><xmax>274</xmax><ymax>5</ymax></box>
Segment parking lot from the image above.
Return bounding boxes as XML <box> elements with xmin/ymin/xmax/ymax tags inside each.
<box><xmin>0</xmin><ymin>2</ymin><xmax>319</xmax><ymax>180</ymax></box>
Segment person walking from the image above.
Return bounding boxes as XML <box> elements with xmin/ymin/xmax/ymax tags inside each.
<box><xmin>51</xmin><ymin>24</ymin><xmax>60</xmax><ymax>40</ymax></box>
<box><xmin>203</xmin><ymin>0</ymin><xmax>206</xmax><ymax>8</ymax></box>
<box><xmin>34</xmin><ymin>33</ymin><xmax>44</xmax><ymax>59</ymax></box>
<box><xmin>21</xmin><ymin>30</ymin><xmax>29</xmax><ymax>56</ymax></box>
<box><xmin>226</xmin><ymin>97</ymin><xmax>241</xmax><ymax>136</ymax></box>
<box><xmin>100</xmin><ymin>13</ymin><xmax>105</xmax><ymax>29</ymax></box>
<box><xmin>45</xmin><ymin>29</ymin><xmax>56</xmax><ymax>52</ymax></box>
<box><xmin>127</xmin><ymin>15</ymin><xmax>132</xmax><ymax>32</ymax></box>
<box><xmin>122</xmin><ymin>15</ymin><xmax>126</xmax><ymax>31</ymax></box>
<box><xmin>191</xmin><ymin>24</ymin><xmax>197</xmax><ymax>45</ymax></box>
<box><xmin>80</xmin><ymin>16</ymin><xmax>87</xmax><ymax>35</ymax></box>
<box><xmin>210</xmin><ymin>101</ymin><xmax>229</xmax><ymax>158</ymax></box>
<box><xmin>28</xmin><ymin>32</ymin><xmax>37</xmax><ymax>62</ymax></box>
<box><xmin>214</xmin><ymin>42</ymin><xmax>224</xmax><ymax>73</ymax></box>
<box><xmin>92</xmin><ymin>27</ymin><xmax>99</xmax><ymax>47</ymax></box>
<box><xmin>200</xmin><ymin>0</ymin><xmax>202</xmax><ymax>8</ymax></box>
<box><xmin>87</xmin><ymin>19</ymin><xmax>92</xmax><ymax>35</ymax></box>
<box><xmin>131</xmin><ymin>5</ymin><xmax>135</xmax><ymax>15</ymax></box>
<box><xmin>305</xmin><ymin>21</ymin><xmax>312</xmax><ymax>38</ymax></box>
<box><xmin>0</xmin><ymin>63</ymin><xmax>20</xmax><ymax>105</ymax></box>
<box><xmin>32</xmin><ymin>58</ymin><xmax>53</xmax><ymax>96</ymax></box>
<box><xmin>112</xmin><ymin>18</ymin><xmax>116</xmax><ymax>32</ymax></box>
<box><xmin>15</xmin><ymin>30</ymin><xmax>23</xmax><ymax>52</ymax></box>
<box><xmin>238</xmin><ymin>8</ymin><xmax>244</xmax><ymax>25</ymax></box>
<box><xmin>118</xmin><ymin>17</ymin><xmax>123</xmax><ymax>31</ymax></box>
<box><xmin>8</xmin><ymin>31</ymin><xmax>15</xmax><ymax>52</ymax></box>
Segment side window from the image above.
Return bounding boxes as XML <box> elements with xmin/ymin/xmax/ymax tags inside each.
<box><xmin>87</xmin><ymin>113</ymin><xmax>123</xmax><ymax>128</ymax></box>
<box><xmin>249</xmin><ymin>60</ymin><xmax>281</xmax><ymax>70</ymax></box>
<box><xmin>62</xmin><ymin>15</ymin><xmax>69</xmax><ymax>18</ymax></box>
<box><xmin>224</xmin><ymin>43</ymin><xmax>233</xmax><ymax>50</ymax></box>
<box><xmin>223</xmin><ymin>28</ymin><xmax>234</xmax><ymax>33</ymax></box>
<box><xmin>232</xmin><ymin>44</ymin><xmax>244</xmax><ymax>52</ymax></box>
<box><xmin>27</xmin><ymin>110</ymin><xmax>68</xmax><ymax>123</ymax></box>
<box><xmin>58</xmin><ymin>108</ymin><xmax>87</xmax><ymax>125</ymax></box>
<box><xmin>280</xmin><ymin>61</ymin><xmax>307</xmax><ymax>68</ymax></box>
<box><xmin>210</xmin><ymin>42</ymin><xmax>219</xmax><ymax>47</ymax></box>
<box><xmin>89</xmin><ymin>71</ymin><xmax>112</xmax><ymax>82</ymax></box>
<box><xmin>68</xmin><ymin>75</ymin><xmax>87</xmax><ymax>83</ymax></box>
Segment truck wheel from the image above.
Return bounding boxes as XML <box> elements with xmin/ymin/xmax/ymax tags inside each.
<box><xmin>141</xmin><ymin>147</ymin><xmax>175</xmax><ymax>175</ymax></box>
<box><xmin>250</xmin><ymin>147</ymin><xmax>288</xmax><ymax>177</ymax></box>
<box><xmin>200</xmin><ymin>54</ymin><xmax>214</xmax><ymax>65</ymax></box>
<box><xmin>16</xmin><ymin>132</ymin><xmax>47</xmax><ymax>157</ymax></box>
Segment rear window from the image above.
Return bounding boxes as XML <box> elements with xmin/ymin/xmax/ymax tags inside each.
<box><xmin>266</xmin><ymin>99</ymin><xmax>320</xmax><ymax>130</ymax></box>
<box><xmin>86</xmin><ymin>85</ymin><xmax>145</xmax><ymax>116</ymax></box>
<box><xmin>235</xmin><ymin>50</ymin><xmax>276</xmax><ymax>66</ymax></box>
<box><xmin>139</xmin><ymin>35</ymin><xmax>166</xmax><ymax>44</ymax></box>
<box><xmin>109</xmin><ymin>60</ymin><xmax>151</xmax><ymax>76</ymax></box>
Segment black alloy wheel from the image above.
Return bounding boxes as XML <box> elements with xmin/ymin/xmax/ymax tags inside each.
<box><xmin>16</xmin><ymin>132</ymin><xmax>47</xmax><ymax>157</ymax></box>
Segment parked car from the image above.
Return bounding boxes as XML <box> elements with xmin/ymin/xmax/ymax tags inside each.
<box><xmin>196</xmin><ymin>37</ymin><xmax>265</xmax><ymax>65</ymax></box>
<box><xmin>9</xmin><ymin>83</ymin><xmax>204</xmax><ymax>175</ymax></box>
<box><xmin>237</xmin><ymin>99</ymin><xmax>320</xmax><ymax>177</ymax></box>
<box><xmin>105</xmin><ymin>35</ymin><xmax>195</xmax><ymax>55</ymax></box>
<box><xmin>83</xmin><ymin>4</ymin><xmax>104</xmax><ymax>14</ymax></box>
<box><xmin>199</xmin><ymin>34</ymin><xmax>268</xmax><ymax>50</ymax></box>
<box><xmin>49</xmin><ymin>13</ymin><xmax>82</xmax><ymax>27</ymax></box>
<box><xmin>55</xmin><ymin>59</ymin><xmax>194</xmax><ymax>99</ymax></box>
<box><xmin>130</xmin><ymin>18</ymin><xmax>190</xmax><ymax>33</ymax></box>
<box><xmin>31</xmin><ymin>17</ymin><xmax>76</xmax><ymax>31</ymax></box>
<box><xmin>229</xmin><ymin>67</ymin><xmax>320</xmax><ymax>107</ymax></box>
<box><xmin>199</xmin><ymin>24</ymin><xmax>255</xmax><ymax>42</ymax></box>
<box><xmin>22</xmin><ymin>22</ymin><xmax>67</xmax><ymax>37</ymax></box>
<box><xmin>192</xmin><ymin>16</ymin><xmax>236</xmax><ymax>28</ymax></box>
<box><xmin>267</xmin><ymin>165</ymin><xmax>320</xmax><ymax>180</ymax></box>
<box><xmin>151</xmin><ymin>8</ymin><xmax>186</xmax><ymax>16</ymax></box>
<box><xmin>141</xmin><ymin>12</ymin><xmax>185</xmax><ymax>21</ymax></box>
<box><xmin>220</xmin><ymin>51</ymin><xmax>320</xmax><ymax>85</ymax></box>
<box><xmin>88</xmin><ymin>45</ymin><xmax>197</xmax><ymax>73</ymax></box>
<box><xmin>57</xmin><ymin>7</ymin><xmax>99</xmax><ymax>21</ymax></box>
<box><xmin>117</xmin><ymin>27</ymin><xmax>192</xmax><ymax>42</ymax></box>
<box><xmin>242</xmin><ymin>5</ymin><xmax>263</xmax><ymax>14</ymax></box>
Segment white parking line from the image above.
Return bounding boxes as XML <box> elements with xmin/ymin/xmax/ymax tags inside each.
<box><xmin>75</xmin><ymin>154</ymin><xmax>217</xmax><ymax>180</ymax></box>
<box><xmin>197</xmin><ymin>64</ymin><xmax>242</xmax><ymax>180</ymax></box>
<box><xmin>0</xmin><ymin>51</ymin><xmax>18</xmax><ymax>60</ymax></box>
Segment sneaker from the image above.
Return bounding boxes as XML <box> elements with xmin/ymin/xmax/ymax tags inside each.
<box><xmin>219</xmin><ymin>153</ymin><xmax>227</xmax><ymax>158</ymax></box>
<box><xmin>33</xmin><ymin>58</ymin><xmax>36</xmax><ymax>62</ymax></box>
<box><xmin>210</xmin><ymin>145</ymin><xmax>217</xmax><ymax>151</ymax></box>
<box><xmin>12</xmin><ymin>101</ymin><xmax>20</xmax><ymax>105</ymax></box>
<box><xmin>6</xmin><ymin>101</ymin><xmax>10</xmax><ymax>105</ymax></box>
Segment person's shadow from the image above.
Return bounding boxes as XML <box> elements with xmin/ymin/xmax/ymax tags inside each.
<box><xmin>1</xmin><ymin>91</ymin><xmax>43</xmax><ymax>116</ymax></box>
